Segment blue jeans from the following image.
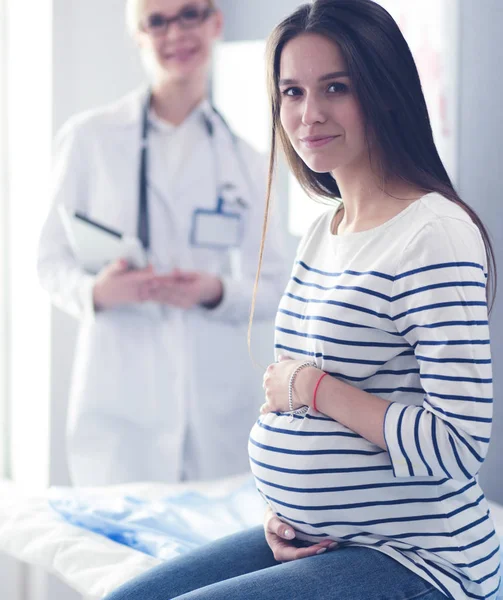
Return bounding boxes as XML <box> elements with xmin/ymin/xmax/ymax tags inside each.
<box><xmin>103</xmin><ymin>526</ymin><xmax>447</xmax><ymax>600</ymax></box>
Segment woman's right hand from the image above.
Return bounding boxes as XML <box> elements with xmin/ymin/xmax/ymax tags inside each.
<box><xmin>92</xmin><ymin>259</ymin><xmax>156</xmax><ymax>311</ymax></box>
<box><xmin>264</xmin><ymin>506</ymin><xmax>337</xmax><ymax>561</ymax></box>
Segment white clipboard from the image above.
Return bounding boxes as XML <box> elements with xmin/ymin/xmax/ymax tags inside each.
<box><xmin>58</xmin><ymin>205</ymin><xmax>148</xmax><ymax>274</ymax></box>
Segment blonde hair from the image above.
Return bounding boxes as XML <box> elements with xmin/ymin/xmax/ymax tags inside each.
<box><xmin>126</xmin><ymin>0</ymin><xmax>217</xmax><ymax>35</ymax></box>
<box><xmin>125</xmin><ymin>0</ymin><xmax>143</xmax><ymax>35</ymax></box>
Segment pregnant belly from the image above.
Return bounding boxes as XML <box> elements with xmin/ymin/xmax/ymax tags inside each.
<box><xmin>248</xmin><ymin>411</ymin><xmax>447</xmax><ymax>544</ymax></box>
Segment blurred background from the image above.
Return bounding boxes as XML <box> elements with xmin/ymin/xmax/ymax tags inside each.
<box><xmin>0</xmin><ymin>1</ymin><xmax>502</xmax><ymax>598</ymax></box>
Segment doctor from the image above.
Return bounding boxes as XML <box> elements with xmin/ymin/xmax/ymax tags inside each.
<box><xmin>37</xmin><ymin>0</ymin><xmax>287</xmax><ymax>486</ymax></box>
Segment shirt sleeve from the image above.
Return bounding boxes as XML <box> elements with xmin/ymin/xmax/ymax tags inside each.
<box><xmin>37</xmin><ymin>119</ymin><xmax>97</xmax><ymax>321</ymax></box>
<box><xmin>204</xmin><ymin>142</ymin><xmax>290</xmax><ymax>324</ymax></box>
<box><xmin>384</xmin><ymin>217</ymin><xmax>493</xmax><ymax>481</ymax></box>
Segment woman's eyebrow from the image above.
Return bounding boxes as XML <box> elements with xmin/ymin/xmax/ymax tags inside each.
<box><xmin>279</xmin><ymin>71</ymin><xmax>349</xmax><ymax>86</ymax></box>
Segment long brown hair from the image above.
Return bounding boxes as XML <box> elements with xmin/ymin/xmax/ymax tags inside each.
<box><xmin>248</xmin><ymin>0</ymin><xmax>496</xmax><ymax>349</ymax></box>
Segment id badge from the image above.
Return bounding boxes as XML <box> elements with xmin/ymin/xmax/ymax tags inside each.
<box><xmin>190</xmin><ymin>208</ymin><xmax>243</xmax><ymax>249</ymax></box>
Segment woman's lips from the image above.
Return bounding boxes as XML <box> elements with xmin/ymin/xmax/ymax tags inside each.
<box><xmin>164</xmin><ymin>48</ymin><xmax>198</xmax><ymax>62</ymax></box>
<box><xmin>301</xmin><ymin>135</ymin><xmax>340</xmax><ymax>149</ymax></box>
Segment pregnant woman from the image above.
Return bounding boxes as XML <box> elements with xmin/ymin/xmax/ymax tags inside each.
<box><xmin>104</xmin><ymin>1</ymin><xmax>500</xmax><ymax>598</ymax></box>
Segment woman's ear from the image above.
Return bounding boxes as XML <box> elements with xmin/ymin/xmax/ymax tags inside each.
<box><xmin>133</xmin><ymin>28</ymin><xmax>145</xmax><ymax>50</ymax></box>
<box><xmin>212</xmin><ymin>8</ymin><xmax>224</xmax><ymax>40</ymax></box>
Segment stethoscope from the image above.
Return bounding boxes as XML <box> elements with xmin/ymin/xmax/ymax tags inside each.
<box><xmin>137</xmin><ymin>91</ymin><xmax>253</xmax><ymax>250</ymax></box>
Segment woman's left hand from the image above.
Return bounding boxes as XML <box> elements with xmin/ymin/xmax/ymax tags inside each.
<box><xmin>260</xmin><ymin>356</ymin><xmax>321</xmax><ymax>414</ymax></box>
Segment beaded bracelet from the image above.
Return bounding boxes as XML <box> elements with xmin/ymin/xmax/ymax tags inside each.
<box><xmin>288</xmin><ymin>361</ymin><xmax>317</xmax><ymax>419</ymax></box>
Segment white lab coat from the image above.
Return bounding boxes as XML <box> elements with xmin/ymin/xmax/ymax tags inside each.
<box><xmin>38</xmin><ymin>87</ymin><xmax>288</xmax><ymax>486</ymax></box>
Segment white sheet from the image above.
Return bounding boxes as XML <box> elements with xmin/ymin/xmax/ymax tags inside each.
<box><xmin>0</xmin><ymin>475</ymin><xmax>252</xmax><ymax>599</ymax></box>
<box><xmin>1</xmin><ymin>476</ymin><xmax>502</xmax><ymax>600</ymax></box>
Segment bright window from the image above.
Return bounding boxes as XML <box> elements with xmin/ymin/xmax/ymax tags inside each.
<box><xmin>4</xmin><ymin>0</ymin><xmax>53</xmax><ymax>487</ymax></box>
<box><xmin>0</xmin><ymin>0</ymin><xmax>9</xmax><ymax>478</ymax></box>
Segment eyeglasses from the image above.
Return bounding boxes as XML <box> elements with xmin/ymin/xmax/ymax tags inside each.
<box><xmin>142</xmin><ymin>4</ymin><xmax>215</xmax><ymax>37</ymax></box>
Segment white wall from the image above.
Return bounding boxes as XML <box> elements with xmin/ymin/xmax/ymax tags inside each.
<box><xmin>53</xmin><ymin>0</ymin><xmax>144</xmax><ymax>121</ymax></box>
<box><xmin>219</xmin><ymin>0</ymin><xmax>303</xmax><ymax>40</ymax></box>
<box><xmin>458</xmin><ymin>0</ymin><xmax>503</xmax><ymax>502</ymax></box>
<box><xmin>0</xmin><ymin>556</ymin><xmax>24</xmax><ymax>600</ymax></box>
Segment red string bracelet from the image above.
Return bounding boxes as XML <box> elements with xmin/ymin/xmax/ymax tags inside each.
<box><xmin>313</xmin><ymin>372</ymin><xmax>328</xmax><ymax>413</ymax></box>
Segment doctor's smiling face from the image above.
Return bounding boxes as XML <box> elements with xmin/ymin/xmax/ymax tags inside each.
<box><xmin>133</xmin><ymin>0</ymin><xmax>222</xmax><ymax>84</ymax></box>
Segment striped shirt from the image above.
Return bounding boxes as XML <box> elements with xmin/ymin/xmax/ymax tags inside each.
<box><xmin>249</xmin><ymin>193</ymin><xmax>500</xmax><ymax>599</ymax></box>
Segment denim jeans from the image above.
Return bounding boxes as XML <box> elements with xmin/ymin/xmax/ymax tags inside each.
<box><xmin>103</xmin><ymin>526</ymin><xmax>447</xmax><ymax>600</ymax></box>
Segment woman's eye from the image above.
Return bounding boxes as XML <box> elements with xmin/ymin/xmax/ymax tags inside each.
<box><xmin>327</xmin><ymin>82</ymin><xmax>348</xmax><ymax>94</ymax></box>
<box><xmin>180</xmin><ymin>7</ymin><xmax>200</xmax><ymax>22</ymax></box>
<box><xmin>148</xmin><ymin>13</ymin><xmax>166</xmax><ymax>28</ymax></box>
<box><xmin>281</xmin><ymin>87</ymin><xmax>302</xmax><ymax>97</ymax></box>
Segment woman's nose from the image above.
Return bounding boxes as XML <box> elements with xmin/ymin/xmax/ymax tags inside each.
<box><xmin>302</xmin><ymin>94</ymin><xmax>327</xmax><ymax>126</ymax></box>
<box><xmin>163</xmin><ymin>27</ymin><xmax>184</xmax><ymax>43</ymax></box>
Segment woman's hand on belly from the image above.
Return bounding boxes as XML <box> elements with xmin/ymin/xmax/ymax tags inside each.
<box><xmin>264</xmin><ymin>506</ymin><xmax>337</xmax><ymax>561</ymax></box>
<box><xmin>261</xmin><ymin>356</ymin><xmax>321</xmax><ymax>414</ymax></box>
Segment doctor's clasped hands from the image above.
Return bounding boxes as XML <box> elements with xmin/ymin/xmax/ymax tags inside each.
<box><xmin>93</xmin><ymin>259</ymin><xmax>223</xmax><ymax>311</ymax></box>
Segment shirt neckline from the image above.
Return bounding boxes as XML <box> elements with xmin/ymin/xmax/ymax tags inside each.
<box><xmin>328</xmin><ymin>192</ymin><xmax>436</xmax><ymax>242</ymax></box>
<box><xmin>148</xmin><ymin>98</ymin><xmax>211</xmax><ymax>134</ymax></box>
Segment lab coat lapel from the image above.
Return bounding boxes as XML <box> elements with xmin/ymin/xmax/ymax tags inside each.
<box><xmin>106</xmin><ymin>87</ymin><xmax>148</xmax><ymax>237</ymax></box>
<box><xmin>209</xmin><ymin>112</ymin><xmax>251</xmax><ymax>223</ymax></box>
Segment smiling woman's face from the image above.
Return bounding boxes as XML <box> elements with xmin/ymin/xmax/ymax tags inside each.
<box><xmin>279</xmin><ymin>33</ymin><xmax>368</xmax><ymax>175</ymax></box>
<box><xmin>136</xmin><ymin>0</ymin><xmax>222</xmax><ymax>84</ymax></box>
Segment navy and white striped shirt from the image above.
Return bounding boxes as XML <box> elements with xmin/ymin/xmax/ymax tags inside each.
<box><xmin>249</xmin><ymin>193</ymin><xmax>500</xmax><ymax>599</ymax></box>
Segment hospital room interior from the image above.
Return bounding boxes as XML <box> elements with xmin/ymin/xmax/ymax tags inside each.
<box><xmin>1</xmin><ymin>0</ymin><xmax>502</xmax><ymax>599</ymax></box>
